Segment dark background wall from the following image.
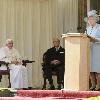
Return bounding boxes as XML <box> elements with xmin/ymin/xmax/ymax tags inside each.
<box><xmin>90</xmin><ymin>0</ymin><xmax>100</xmax><ymax>24</ymax></box>
<box><xmin>78</xmin><ymin>0</ymin><xmax>100</xmax><ymax>33</ymax></box>
<box><xmin>78</xmin><ymin>0</ymin><xmax>87</xmax><ymax>33</ymax></box>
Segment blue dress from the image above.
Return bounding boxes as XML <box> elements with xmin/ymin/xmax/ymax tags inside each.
<box><xmin>87</xmin><ymin>24</ymin><xmax>100</xmax><ymax>72</ymax></box>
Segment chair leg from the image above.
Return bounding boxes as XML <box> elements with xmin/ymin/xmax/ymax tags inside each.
<box><xmin>42</xmin><ymin>77</ymin><xmax>46</xmax><ymax>89</ymax></box>
<box><xmin>0</xmin><ymin>75</ymin><xmax>2</xmax><ymax>82</ymax></box>
<box><xmin>8</xmin><ymin>74</ymin><xmax>11</xmax><ymax>88</ymax></box>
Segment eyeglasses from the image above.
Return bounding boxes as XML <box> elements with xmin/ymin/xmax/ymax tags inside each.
<box><xmin>8</xmin><ymin>42</ymin><xmax>13</xmax><ymax>44</ymax></box>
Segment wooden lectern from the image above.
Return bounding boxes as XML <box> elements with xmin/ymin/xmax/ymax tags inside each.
<box><xmin>62</xmin><ymin>33</ymin><xmax>98</xmax><ymax>91</ymax></box>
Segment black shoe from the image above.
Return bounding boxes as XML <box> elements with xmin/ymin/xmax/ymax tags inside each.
<box><xmin>94</xmin><ymin>88</ymin><xmax>100</xmax><ymax>91</ymax></box>
<box><xmin>57</xmin><ymin>85</ymin><xmax>61</xmax><ymax>90</ymax></box>
<box><xmin>22</xmin><ymin>88</ymin><xmax>29</xmax><ymax>90</ymax></box>
<box><xmin>90</xmin><ymin>86</ymin><xmax>96</xmax><ymax>91</ymax></box>
<box><xmin>49</xmin><ymin>85</ymin><xmax>55</xmax><ymax>90</ymax></box>
<box><xmin>28</xmin><ymin>87</ymin><xmax>33</xmax><ymax>90</ymax></box>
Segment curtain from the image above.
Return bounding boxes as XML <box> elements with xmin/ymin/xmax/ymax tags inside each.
<box><xmin>0</xmin><ymin>0</ymin><xmax>78</xmax><ymax>88</ymax></box>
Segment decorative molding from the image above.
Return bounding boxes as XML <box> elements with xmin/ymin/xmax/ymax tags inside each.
<box><xmin>78</xmin><ymin>0</ymin><xmax>87</xmax><ymax>33</ymax></box>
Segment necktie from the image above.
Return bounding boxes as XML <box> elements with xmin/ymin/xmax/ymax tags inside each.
<box><xmin>56</xmin><ymin>48</ymin><xmax>58</xmax><ymax>51</ymax></box>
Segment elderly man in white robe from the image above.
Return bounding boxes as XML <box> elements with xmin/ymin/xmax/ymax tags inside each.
<box><xmin>0</xmin><ymin>39</ymin><xmax>28</xmax><ymax>89</ymax></box>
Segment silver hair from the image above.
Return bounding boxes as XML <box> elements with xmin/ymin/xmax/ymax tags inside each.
<box><xmin>6</xmin><ymin>39</ymin><xmax>13</xmax><ymax>45</ymax></box>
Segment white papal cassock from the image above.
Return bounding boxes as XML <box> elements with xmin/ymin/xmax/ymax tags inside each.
<box><xmin>0</xmin><ymin>46</ymin><xmax>28</xmax><ymax>88</ymax></box>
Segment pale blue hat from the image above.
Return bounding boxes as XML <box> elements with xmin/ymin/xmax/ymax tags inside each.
<box><xmin>84</xmin><ymin>10</ymin><xmax>100</xmax><ymax>22</ymax></box>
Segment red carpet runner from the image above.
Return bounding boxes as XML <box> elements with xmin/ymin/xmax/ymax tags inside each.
<box><xmin>17</xmin><ymin>90</ymin><xmax>100</xmax><ymax>98</ymax></box>
<box><xmin>0</xmin><ymin>90</ymin><xmax>100</xmax><ymax>99</ymax></box>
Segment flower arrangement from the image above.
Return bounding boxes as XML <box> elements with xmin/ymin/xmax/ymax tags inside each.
<box><xmin>84</xmin><ymin>96</ymin><xmax>100</xmax><ymax>100</ymax></box>
<box><xmin>0</xmin><ymin>88</ymin><xmax>17</xmax><ymax>97</ymax></box>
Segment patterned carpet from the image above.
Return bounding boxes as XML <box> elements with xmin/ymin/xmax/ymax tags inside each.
<box><xmin>0</xmin><ymin>90</ymin><xmax>100</xmax><ymax>100</ymax></box>
<box><xmin>0</xmin><ymin>97</ymin><xmax>83</xmax><ymax>100</ymax></box>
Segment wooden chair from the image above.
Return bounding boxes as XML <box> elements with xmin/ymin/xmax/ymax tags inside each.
<box><xmin>22</xmin><ymin>60</ymin><xmax>35</xmax><ymax>89</ymax></box>
<box><xmin>22</xmin><ymin>60</ymin><xmax>35</xmax><ymax>67</ymax></box>
<box><xmin>42</xmin><ymin>51</ymin><xmax>65</xmax><ymax>90</ymax></box>
<box><xmin>42</xmin><ymin>63</ymin><xmax>57</xmax><ymax>89</ymax></box>
<box><xmin>0</xmin><ymin>61</ymin><xmax>11</xmax><ymax>88</ymax></box>
<box><xmin>42</xmin><ymin>53</ymin><xmax>58</xmax><ymax>89</ymax></box>
<box><xmin>0</xmin><ymin>60</ymin><xmax>35</xmax><ymax>88</ymax></box>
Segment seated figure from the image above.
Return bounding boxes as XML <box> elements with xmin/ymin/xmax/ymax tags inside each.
<box><xmin>42</xmin><ymin>38</ymin><xmax>65</xmax><ymax>90</ymax></box>
<box><xmin>0</xmin><ymin>39</ymin><xmax>28</xmax><ymax>89</ymax></box>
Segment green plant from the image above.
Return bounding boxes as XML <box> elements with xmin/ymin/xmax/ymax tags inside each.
<box><xmin>0</xmin><ymin>88</ymin><xmax>16</xmax><ymax>97</ymax></box>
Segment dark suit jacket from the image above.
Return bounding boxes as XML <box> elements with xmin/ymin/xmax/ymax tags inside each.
<box><xmin>44</xmin><ymin>46</ymin><xmax>65</xmax><ymax>66</ymax></box>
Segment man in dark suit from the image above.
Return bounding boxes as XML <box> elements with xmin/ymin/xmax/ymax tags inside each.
<box><xmin>43</xmin><ymin>38</ymin><xmax>65</xmax><ymax>90</ymax></box>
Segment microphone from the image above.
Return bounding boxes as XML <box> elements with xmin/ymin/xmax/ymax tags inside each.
<box><xmin>84</xmin><ymin>28</ymin><xmax>87</xmax><ymax>34</ymax></box>
<box><xmin>84</xmin><ymin>29</ymin><xmax>90</xmax><ymax>37</ymax></box>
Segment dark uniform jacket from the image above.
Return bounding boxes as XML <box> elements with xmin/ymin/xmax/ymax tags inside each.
<box><xmin>44</xmin><ymin>46</ymin><xmax>65</xmax><ymax>66</ymax></box>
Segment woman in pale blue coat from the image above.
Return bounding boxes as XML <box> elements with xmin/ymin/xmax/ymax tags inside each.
<box><xmin>85</xmin><ymin>10</ymin><xmax>100</xmax><ymax>91</ymax></box>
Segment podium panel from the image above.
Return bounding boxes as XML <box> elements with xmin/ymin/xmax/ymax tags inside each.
<box><xmin>63</xmin><ymin>33</ymin><xmax>90</xmax><ymax>91</ymax></box>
